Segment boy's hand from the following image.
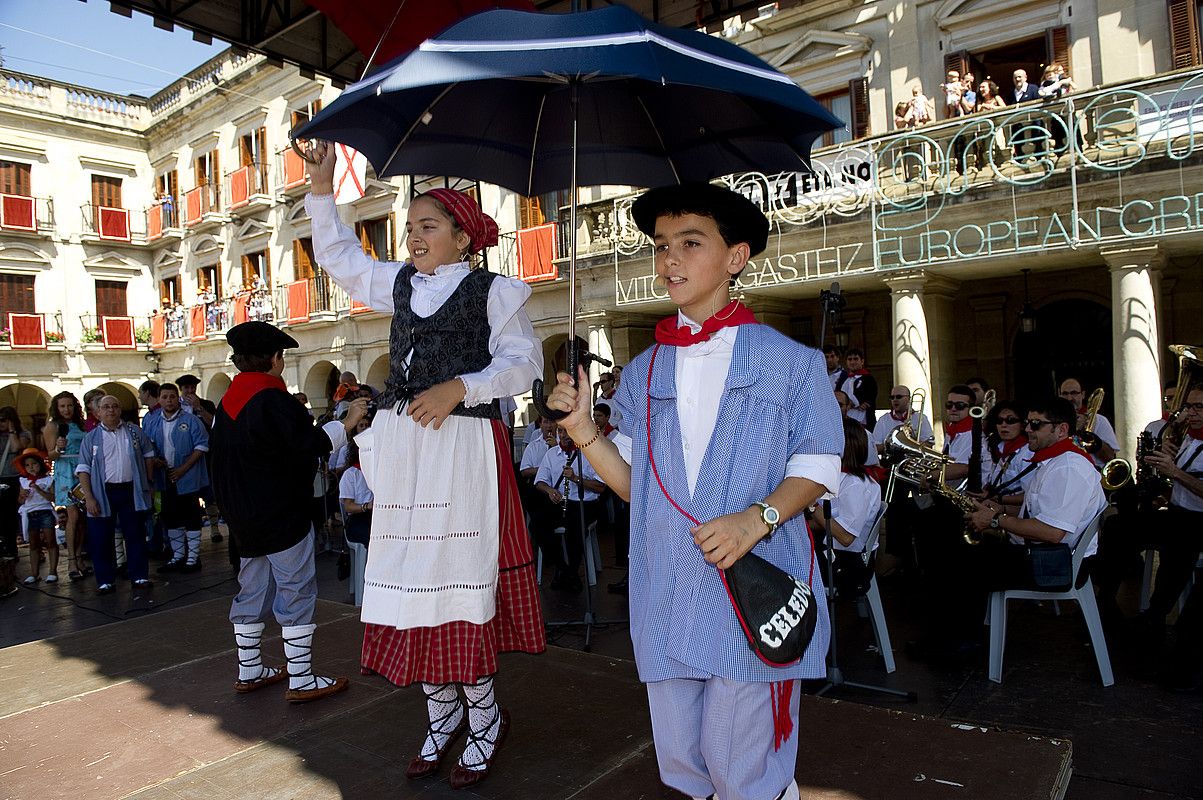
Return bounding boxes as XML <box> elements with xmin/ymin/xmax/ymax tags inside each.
<box><xmin>303</xmin><ymin>140</ymin><xmax>337</xmax><ymax>195</ymax></box>
<box><xmin>343</xmin><ymin>397</ymin><xmax>370</xmax><ymax>431</ymax></box>
<box><xmin>547</xmin><ymin>366</ymin><xmax>594</xmax><ymax>442</ymax></box>
<box><xmin>692</xmin><ymin>509</ymin><xmax>768</xmax><ymax>570</ymax></box>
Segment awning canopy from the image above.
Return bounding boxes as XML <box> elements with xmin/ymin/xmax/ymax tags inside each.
<box><xmin>111</xmin><ymin>0</ymin><xmax>797</xmax><ymax>86</ymax></box>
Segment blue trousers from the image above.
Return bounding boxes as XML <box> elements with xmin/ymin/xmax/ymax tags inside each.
<box><xmin>229</xmin><ymin>531</ymin><xmax>317</xmax><ymax>627</ymax></box>
<box><xmin>646</xmin><ymin>677</ymin><xmax>800</xmax><ymax>800</ymax></box>
<box><xmin>86</xmin><ymin>482</ymin><xmax>148</xmax><ymax>585</ymax></box>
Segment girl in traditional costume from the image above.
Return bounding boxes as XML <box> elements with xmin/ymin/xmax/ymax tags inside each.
<box><xmin>305</xmin><ymin>145</ymin><xmax>545</xmax><ymax>789</ymax></box>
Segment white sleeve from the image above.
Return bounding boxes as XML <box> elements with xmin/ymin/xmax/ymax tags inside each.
<box><xmin>534</xmin><ymin>449</ymin><xmax>556</xmax><ymax>487</ymax></box>
<box><xmin>784</xmin><ymin>454</ymin><xmax>841</xmax><ymax>497</ymax></box>
<box><xmin>1029</xmin><ymin>460</ymin><xmax>1083</xmax><ymax>536</ymax></box>
<box><xmin>321</xmin><ymin>419</ymin><xmax>348</xmax><ymax>455</ymax></box>
<box><xmin>338</xmin><ymin>469</ymin><xmax>357</xmax><ymax>500</ymax></box>
<box><xmin>519</xmin><ymin>442</ymin><xmax>544</xmax><ymax>471</ymax></box>
<box><xmin>1093</xmin><ymin>415</ymin><xmax>1120</xmax><ymax>450</ymax></box>
<box><xmin>304</xmin><ymin>193</ymin><xmax>400</xmax><ymax>313</ymax></box>
<box><xmin>612</xmin><ymin>431</ymin><xmax>633</xmax><ymax>466</ymax></box>
<box><xmin>459</xmin><ymin>276</ymin><xmax>544</xmax><ymax>407</ymax></box>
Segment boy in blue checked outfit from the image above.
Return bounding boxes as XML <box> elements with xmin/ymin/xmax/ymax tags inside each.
<box><xmin>548</xmin><ymin>183</ymin><xmax>844</xmax><ymax>800</ymax></box>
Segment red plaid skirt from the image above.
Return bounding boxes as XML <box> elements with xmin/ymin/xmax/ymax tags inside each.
<box><xmin>361</xmin><ymin>419</ymin><xmax>545</xmax><ymax>686</ymax></box>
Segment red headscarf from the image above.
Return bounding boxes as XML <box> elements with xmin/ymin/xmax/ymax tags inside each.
<box><xmin>423</xmin><ymin>188</ymin><xmax>499</xmax><ymax>254</ymax></box>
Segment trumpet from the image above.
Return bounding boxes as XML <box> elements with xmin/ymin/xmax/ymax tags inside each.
<box><xmin>909</xmin><ymin>387</ymin><xmax>927</xmax><ymax>439</ymax></box>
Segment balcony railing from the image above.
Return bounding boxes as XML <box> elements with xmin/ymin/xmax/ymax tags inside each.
<box><xmin>147</xmin><ymin>197</ymin><xmax>180</xmax><ymax>240</ymax></box>
<box><xmin>79</xmin><ymin>314</ymin><xmax>148</xmax><ymax>349</ymax></box>
<box><xmin>0</xmin><ymin>193</ymin><xmax>54</xmax><ymax>234</ymax></box>
<box><xmin>2</xmin><ymin>311</ymin><xmax>64</xmax><ymax>349</ymax></box>
<box><xmin>182</xmin><ymin>183</ymin><xmax>222</xmax><ymax>226</ymax></box>
<box><xmin>80</xmin><ymin>203</ymin><xmax>147</xmax><ymax>242</ymax></box>
<box><xmin>224</xmin><ymin>162</ymin><xmax>270</xmax><ymax>209</ymax></box>
<box><xmin>275</xmin><ymin>145</ymin><xmax>309</xmax><ymax>192</ymax></box>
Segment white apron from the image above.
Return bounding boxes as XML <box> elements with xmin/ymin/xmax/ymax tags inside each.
<box><xmin>357</xmin><ymin>404</ymin><xmax>499</xmax><ymax>629</ymax></box>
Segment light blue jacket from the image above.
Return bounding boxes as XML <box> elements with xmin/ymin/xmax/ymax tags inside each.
<box><xmin>143</xmin><ymin>411</ymin><xmax>210</xmax><ymax>494</ymax></box>
<box><xmin>616</xmin><ymin>324</ymin><xmax>844</xmax><ymax>683</ymax></box>
<box><xmin>77</xmin><ymin>423</ymin><xmax>154</xmax><ymax>516</ymax></box>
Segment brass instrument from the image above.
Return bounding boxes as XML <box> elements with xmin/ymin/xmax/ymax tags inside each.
<box><xmin>883</xmin><ymin>426</ymin><xmax>999</xmax><ymax>544</ymax></box>
<box><xmin>909</xmin><ymin>387</ymin><xmax>928</xmax><ymax>440</ymax></box>
<box><xmin>1076</xmin><ymin>387</ymin><xmax>1105</xmax><ymax>452</ymax></box>
<box><xmin>1100</xmin><ymin>458</ymin><xmax>1133</xmax><ymax>492</ymax></box>
<box><xmin>969</xmin><ymin>389</ymin><xmax>996</xmax><ymax>420</ymax></box>
<box><xmin>1141</xmin><ymin>343</ymin><xmax>1203</xmax><ymax>494</ymax></box>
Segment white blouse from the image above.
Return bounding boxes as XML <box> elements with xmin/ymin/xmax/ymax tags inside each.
<box><xmin>305</xmin><ymin>193</ymin><xmax>543</xmax><ymax>407</ymax></box>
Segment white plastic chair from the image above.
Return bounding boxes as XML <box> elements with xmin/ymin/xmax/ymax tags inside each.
<box><xmin>986</xmin><ymin>507</ymin><xmax>1113</xmax><ymax>686</ymax></box>
<box><xmin>348</xmin><ymin>539</ymin><xmax>367</xmax><ymax>607</ymax></box>
<box><xmin>858</xmin><ymin>506</ymin><xmax>895</xmax><ymax>674</ymax></box>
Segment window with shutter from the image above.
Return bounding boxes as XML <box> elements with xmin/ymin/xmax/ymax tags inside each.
<box><xmin>1046</xmin><ymin>26</ymin><xmax>1072</xmax><ymax>75</ymax></box>
<box><xmin>849</xmin><ymin>77</ymin><xmax>870</xmax><ymax>139</ymax></box>
<box><xmin>1168</xmin><ymin>0</ymin><xmax>1202</xmax><ymax>69</ymax></box>
<box><xmin>159</xmin><ymin>275</ymin><xmax>182</xmax><ymax>306</ymax></box>
<box><xmin>357</xmin><ymin>218</ymin><xmax>389</xmax><ymax>260</ymax></box>
<box><xmin>519</xmin><ymin>196</ymin><xmax>544</xmax><ymax>229</ymax></box>
<box><xmin>242</xmin><ymin>250</ymin><xmax>271</xmax><ymax>288</ymax></box>
<box><xmin>95</xmin><ymin>280</ymin><xmax>128</xmax><ymax>319</ymax></box>
<box><xmin>91</xmin><ymin>176</ymin><xmax>122</xmax><ymax>210</ymax></box>
<box><xmin>0</xmin><ymin>161</ymin><xmax>32</xmax><ymax>196</ymax></box>
<box><xmin>815</xmin><ymin>91</ymin><xmax>852</xmax><ymax>146</ymax></box>
<box><xmin>0</xmin><ymin>273</ymin><xmax>35</xmax><ymax>319</ymax></box>
<box><xmin>198</xmin><ymin>265</ymin><xmax>221</xmax><ymax>298</ymax></box>
<box><xmin>294</xmin><ymin>238</ymin><xmax>317</xmax><ymax>280</ymax></box>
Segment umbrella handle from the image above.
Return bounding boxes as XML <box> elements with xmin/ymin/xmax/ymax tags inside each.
<box><xmin>530</xmin><ymin>340</ymin><xmax>613</xmax><ymax>422</ymax></box>
<box><xmin>290</xmin><ymin>135</ymin><xmax>323</xmax><ymax>165</ymax></box>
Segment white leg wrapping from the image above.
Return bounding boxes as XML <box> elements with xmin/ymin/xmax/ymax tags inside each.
<box><xmin>168</xmin><ymin>528</ymin><xmax>186</xmax><ymax>562</ymax></box>
<box><xmin>419</xmin><ymin>683</ymin><xmax>464</xmax><ymax>760</ymax></box>
<box><xmin>185</xmin><ymin>530</ymin><xmax>202</xmax><ymax>564</ymax></box>
<box><xmin>282</xmin><ymin>624</ymin><xmax>336</xmax><ymax>691</ymax></box>
<box><xmin>459</xmin><ymin>676</ymin><xmax>501</xmax><ymax>770</ymax></box>
<box><xmin>234</xmin><ymin>622</ymin><xmax>280</xmax><ymax>682</ymax></box>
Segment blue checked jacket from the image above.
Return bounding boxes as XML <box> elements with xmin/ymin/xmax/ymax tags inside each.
<box><xmin>615</xmin><ymin>324</ymin><xmax>844</xmax><ymax>683</ymax></box>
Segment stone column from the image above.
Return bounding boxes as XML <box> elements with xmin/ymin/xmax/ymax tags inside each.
<box><xmin>744</xmin><ymin>298</ymin><xmax>794</xmax><ymax>337</ymax></box>
<box><xmin>881</xmin><ymin>270</ymin><xmax>960</xmax><ymax>446</ymax></box>
<box><xmin>1102</xmin><ymin>244</ymin><xmax>1164</xmax><ymax>460</ymax></box>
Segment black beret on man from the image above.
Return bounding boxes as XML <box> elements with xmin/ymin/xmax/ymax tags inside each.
<box><xmin>226</xmin><ymin>321</ymin><xmax>299</xmax><ymax>356</ymax></box>
<box><xmin>176</xmin><ymin>373</ymin><xmax>201</xmax><ymax>387</ymax></box>
<box><xmin>631</xmin><ymin>182</ymin><xmax>771</xmax><ymax>257</ymax></box>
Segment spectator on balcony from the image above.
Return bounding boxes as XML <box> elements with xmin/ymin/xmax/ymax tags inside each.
<box><xmin>162</xmin><ymin>193</ymin><xmax>175</xmax><ymax>228</ymax></box>
<box><xmin>970</xmin><ymin>79</ymin><xmax>1007</xmax><ymax>170</ymax></box>
<box><xmin>903</xmin><ymin>85</ymin><xmax>933</xmax><ymax>127</ymax></box>
<box><xmin>893</xmin><ymin>100</ymin><xmax>912</xmax><ymax>130</ymax></box>
<box><xmin>1007</xmin><ymin>68</ymin><xmax>1042</xmax><ymax>159</ymax></box>
<box><xmin>959</xmin><ymin>72</ymin><xmax>977</xmax><ymax>115</ymax></box>
<box><xmin>43</xmin><ymin>393</ymin><xmax>89</xmax><ymax>581</ymax></box>
<box><xmin>1038</xmin><ymin>63</ymin><xmax>1078</xmax><ymax>154</ymax></box>
<box><xmin>941</xmin><ymin>68</ymin><xmax>966</xmax><ymax>118</ymax></box>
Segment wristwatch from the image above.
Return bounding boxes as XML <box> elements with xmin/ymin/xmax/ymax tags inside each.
<box><xmin>990</xmin><ymin>511</ymin><xmax>1006</xmax><ymax>531</ymax></box>
<box><xmin>754</xmin><ymin>502</ymin><xmax>781</xmax><ymax>539</ymax></box>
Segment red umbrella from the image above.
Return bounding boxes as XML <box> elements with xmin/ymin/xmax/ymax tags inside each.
<box><xmin>305</xmin><ymin>0</ymin><xmax>536</xmax><ymax>70</ymax></box>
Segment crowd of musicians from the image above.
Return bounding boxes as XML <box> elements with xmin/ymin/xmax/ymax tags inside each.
<box><xmin>821</xmin><ymin>344</ymin><xmax>1203</xmax><ymax>691</ymax></box>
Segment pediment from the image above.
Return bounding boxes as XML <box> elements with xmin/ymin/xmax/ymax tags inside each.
<box><xmin>285</xmin><ymin>201</ymin><xmax>310</xmax><ymax>224</ymax></box>
<box><xmin>235</xmin><ymin>218</ymin><xmax>273</xmax><ymax>242</ymax></box>
<box><xmin>83</xmin><ymin>250</ymin><xmax>147</xmax><ymax>276</ymax></box>
<box><xmin>0</xmin><ymin>242</ymin><xmax>52</xmax><ymax>273</ymax></box>
<box><xmin>769</xmin><ymin>30</ymin><xmax>872</xmax><ymax>71</ymax></box>
<box><xmin>154</xmin><ymin>249</ymin><xmax>182</xmax><ymax>270</ymax></box>
<box><xmin>937</xmin><ymin>0</ymin><xmax>1060</xmax><ymax>32</ymax></box>
<box><xmin>190</xmin><ymin>234</ymin><xmax>223</xmax><ymax>257</ymax></box>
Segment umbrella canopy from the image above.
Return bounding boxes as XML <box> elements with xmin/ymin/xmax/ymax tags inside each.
<box><xmin>295</xmin><ymin>5</ymin><xmax>843</xmax><ymax>195</ymax></box>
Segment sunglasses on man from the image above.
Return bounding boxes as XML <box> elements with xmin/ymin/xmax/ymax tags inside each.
<box><xmin>945</xmin><ymin>401</ymin><xmax>969</xmax><ymax>410</ymax></box>
<box><xmin>1024</xmin><ymin>419</ymin><xmax>1056</xmax><ymax>430</ymax></box>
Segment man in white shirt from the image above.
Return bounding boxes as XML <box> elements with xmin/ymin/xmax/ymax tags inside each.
<box><xmin>838</xmin><ymin>347</ymin><xmax>877</xmax><ymax>430</ymax></box>
<box><xmin>823</xmin><ymin>345</ymin><xmax>846</xmax><ymax>393</ymax></box>
<box><xmin>872</xmin><ymin>385</ymin><xmax>933</xmax><ymax>455</ymax></box>
<box><xmin>1058</xmin><ymin>378</ymin><xmax>1118</xmax><ymax>466</ymax></box>
<box><xmin>534</xmin><ymin>427</ymin><xmax>606</xmax><ymax>592</ymax></box>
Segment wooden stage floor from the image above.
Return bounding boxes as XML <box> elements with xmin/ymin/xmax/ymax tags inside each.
<box><xmin>0</xmin><ymin>597</ymin><xmax>1075</xmax><ymax>800</ymax></box>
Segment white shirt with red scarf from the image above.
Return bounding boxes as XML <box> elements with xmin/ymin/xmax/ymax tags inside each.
<box><xmin>1016</xmin><ymin>443</ymin><xmax>1106</xmax><ymax>556</ymax></box>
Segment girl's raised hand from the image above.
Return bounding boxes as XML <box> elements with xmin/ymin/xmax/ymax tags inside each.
<box><xmin>547</xmin><ymin>366</ymin><xmax>594</xmax><ymax>441</ymax></box>
<box><xmin>303</xmin><ymin>140</ymin><xmax>337</xmax><ymax>195</ymax></box>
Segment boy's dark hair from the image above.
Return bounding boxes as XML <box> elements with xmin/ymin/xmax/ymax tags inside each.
<box><xmin>844</xmin><ymin>347</ymin><xmax>865</xmax><ymax>359</ymax></box>
<box><xmin>841</xmin><ymin>417</ymin><xmax>869</xmax><ymax>479</ymax></box>
<box><xmin>948</xmin><ymin>384</ymin><xmax>975</xmax><ymax>403</ymax></box>
<box><xmin>232</xmin><ymin>350</ymin><xmax>281</xmax><ymax>373</ymax></box>
<box><xmin>140</xmin><ymin>379</ymin><xmax>161</xmax><ymax>395</ymax></box>
<box><xmin>964</xmin><ymin>376</ymin><xmax>990</xmax><ymax>390</ymax></box>
<box><xmin>821</xmin><ymin>344</ymin><xmax>841</xmax><ymax>356</ymax></box>
<box><xmin>593</xmin><ymin>403</ymin><xmax>611</xmax><ymax>418</ymax></box>
<box><xmin>158</xmin><ymin>382</ymin><xmax>179</xmax><ymax>397</ymax></box>
<box><xmin>1028</xmin><ymin>397</ymin><xmax>1078</xmax><ymax>434</ymax></box>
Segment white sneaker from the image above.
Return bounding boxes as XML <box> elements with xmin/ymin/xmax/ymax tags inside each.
<box><xmin>22</xmin><ymin>575</ymin><xmax>38</xmax><ymax>585</ymax></box>
<box><xmin>44</xmin><ymin>574</ymin><xmax>58</xmax><ymax>584</ymax></box>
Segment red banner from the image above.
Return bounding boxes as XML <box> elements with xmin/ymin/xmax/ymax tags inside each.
<box><xmin>148</xmin><ymin>206</ymin><xmax>163</xmax><ymax>240</ymax></box>
<box><xmin>185</xmin><ymin>186</ymin><xmax>204</xmax><ymax>227</ymax></box>
<box><xmin>234</xmin><ymin>293</ymin><xmax>250</xmax><ymax>325</ymax></box>
<box><xmin>517</xmin><ymin>223</ymin><xmax>557</xmax><ymax>283</ymax></box>
<box><xmin>282</xmin><ymin>147</ymin><xmax>307</xmax><ymax>190</ymax></box>
<box><xmin>230</xmin><ymin>165</ymin><xmax>251</xmax><ymax>209</ymax></box>
<box><xmin>150</xmin><ymin>314</ymin><xmax>166</xmax><ymax>348</ymax></box>
<box><xmin>287</xmin><ymin>280</ymin><xmax>310</xmax><ymax>324</ymax></box>
<box><xmin>0</xmin><ymin>194</ymin><xmax>35</xmax><ymax>231</ymax></box>
<box><xmin>190</xmin><ymin>305</ymin><xmax>206</xmax><ymax>341</ymax></box>
<box><xmin>7</xmin><ymin>313</ymin><xmax>45</xmax><ymax>349</ymax></box>
<box><xmin>101</xmin><ymin>316</ymin><xmax>136</xmax><ymax>349</ymax></box>
<box><xmin>350</xmin><ymin>299</ymin><xmax>373</xmax><ymax>315</ymax></box>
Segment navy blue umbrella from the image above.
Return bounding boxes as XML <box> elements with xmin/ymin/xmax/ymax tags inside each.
<box><xmin>293</xmin><ymin>4</ymin><xmax>842</xmax><ymax>418</ymax></box>
<box><xmin>295</xmin><ymin>5</ymin><xmax>841</xmax><ymax>194</ymax></box>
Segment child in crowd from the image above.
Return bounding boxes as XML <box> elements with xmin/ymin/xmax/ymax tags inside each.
<box><xmin>547</xmin><ymin>182</ymin><xmax>843</xmax><ymax>800</ymax></box>
<box><xmin>16</xmin><ymin>449</ymin><xmax>59</xmax><ymax>584</ymax></box>
<box><xmin>808</xmin><ymin>418</ymin><xmax>882</xmax><ymax>597</ymax></box>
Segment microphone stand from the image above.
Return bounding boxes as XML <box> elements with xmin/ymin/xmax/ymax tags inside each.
<box><xmin>815</xmin><ymin>500</ymin><xmax>916</xmax><ymax>701</ymax></box>
<box><xmin>545</xmin><ymin>447</ymin><xmax>627</xmax><ymax>652</ymax></box>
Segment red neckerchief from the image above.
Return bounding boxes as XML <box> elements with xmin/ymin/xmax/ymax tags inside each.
<box><xmin>992</xmin><ymin>435</ymin><xmax>1028</xmax><ymax>460</ymax></box>
<box><xmin>559</xmin><ymin>442</ymin><xmax>577</xmax><ymax>454</ymax></box>
<box><xmin>602</xmin><ymin>423</ymin><xmax>616</xmax><ymax>437</ymax></box>
<box><xmin>601</xmin><ymin>389</ymin><xmax>616</xmax><ymax>400</ymax></box>
<box><xmin>1076</xmin><ymin>406</ymin><xmax>1087</xmax><ymax>415</ymax></box>
<box><xmin>946</xmin><ymin>417</ymin><xmax>973</xmax><ymax>439</ymax></box>
<box><xmin>653</xmin><ymin>301</ymin><xmax>758</xmax><ymax>347</ymax></box>
<box><xmin>1187</xmin><ymin>426</ymin><xmax>1203</xmax><ymax>441</ymax></box>
<box><xmin>845</xmin><ymin>368</ymin><xmax>870</xmax><ymax>377</ymax></box>
<box><xmin>890</xmin><ymin>410</ymin><xmax>909</xmax><ymax>422</ymax></box>
<box><xmin>222</xmin><ymin>372</ymin><xmax>287</xmax><ymax>420</ymax></box>
<box><xmin>1027</xmin><ymin>437</ymin><xmax>1092</xmax><ymax>464</ymax></box>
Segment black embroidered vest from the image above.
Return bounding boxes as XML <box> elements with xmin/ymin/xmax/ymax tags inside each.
<box><xmin>378</xmin><ymin>264</ymin><xmax>501</xmax><ymax>419</ymax></box>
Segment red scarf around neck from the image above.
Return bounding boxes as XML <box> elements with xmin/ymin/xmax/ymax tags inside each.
<box><xmin>946</xmin><ymin>417</ymin><xmax>973</xmax><ymax>439</ymax></box>
<box><xmin>845</xmin><ymin>368</ymin><xmax>870</xmax><ymax>377</ymax></box>
<box><xmin>992</xmin><ymin>434</ymin><xmax>1028</xmax><ymax>460</ymax></box>
<box><xmin>653</xmin><ymin>300</ymin><xmax>758</xmax><ymax>347</ymax></box>
<box><xmin>1187</xmin><ymin>425</ymin><xmax>1203</xmax><ymax>441</ymax></box>
<box><xmin>1027</xmin><ymin>437</ymin><xmax>1091</xmax><ymax>464</ymax></box>
<box><xmin>223</xmin><ymin>372</ymin><xmax>287</xmax><ymax>420</ymax></box>
<box><xmin>890</xmin><ymin>410</ymin><xmax>909</xmax><ymax>422</ymax></box>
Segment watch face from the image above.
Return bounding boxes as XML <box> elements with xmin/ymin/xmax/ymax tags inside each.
<box><xmin>764</xmin><ymin>506</ymin><xmax>781</xmax><ymax>525</ymax></box>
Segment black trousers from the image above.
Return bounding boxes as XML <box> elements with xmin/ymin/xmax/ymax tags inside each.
<box><xmin>529</xmin><ymin>492</ymin><xmax>600</xmax><ymax>576</ymax></box>
<box><xmin>1096</xmin><ymin>505</ymin><xmax>1203</xmax><ymax>619</ymax></box>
